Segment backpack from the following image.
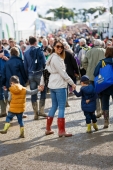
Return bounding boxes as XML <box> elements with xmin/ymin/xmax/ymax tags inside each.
<box><xmin>30</xmin><ymin>46</ymin><xmax>45</xmax><ymax>73</ymax></box>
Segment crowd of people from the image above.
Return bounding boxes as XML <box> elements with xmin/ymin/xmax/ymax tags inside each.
<box><xmin>0</xmin><ymin>30</ymin><xmax>113</xmax><ymax>138</ymax></box>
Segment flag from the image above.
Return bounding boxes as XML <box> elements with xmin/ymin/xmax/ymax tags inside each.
<box><xmin>34</xmin><ymin>6</ymin><xmax>37</xmax><ymax>12</ymax></box>
<box><xmin>31</xmin><ymin>4</ymin><xmax>34</xmax><ymax>11</ymax></box>
<box><xmin>21</xmin><ymin>2</ymin><xmax>29</xmax><ymax>11</ymax></box>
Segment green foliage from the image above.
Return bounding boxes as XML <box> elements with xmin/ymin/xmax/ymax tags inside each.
<box><xmin>38</xmin><ymin>14</ymin><xmax>43</xmax><ymax>18</ymax></box>
<box><xmin>110</xmin><ymin>7</ymin><xmax>113</xmax><ymax>14</ymax></box>
<box><xmin>39</xmin><ymin>6</ymin><xmax>107</xmax><ymax>22</ymax></box>
<box><xmin>46</xmin><ymin>7</ymin><xmax>75</xmax><ymax>20</ymax></box>
<box><xmin>87</xmin><ymin>7</ymin><xmax>106</xmax><ymax>14</ymax></box>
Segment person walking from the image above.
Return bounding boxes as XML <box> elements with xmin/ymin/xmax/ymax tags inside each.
<box><xmin>78</xmin><ymin>38</ymin><xmax>90</xmax><ymax>76</ymax></box>
<box><xmin>0</xmin><ymin>76</ymin><xmax>43</xmax><ymax>138</ymax></box>
<box><xmin>0</xmin><ymin>40</ymin><xmax>10</xmax><ymax>117</ymax></box>
<box><xmin>94</xmin><ymin>47</ymin><xmax>113</xmax><ymax>128</ymax></box>
<box><xmin>40</xmin><ymin>40</ymin><xmax>76</xmax><ymax>137</ymax></box>
<box><xmin>24</xmin><ymin>36</ymin><xmax>47</xmax><ymax>120</ymax></box>
<box><xmin>64</xmin><ymin>47</ymin><xmax>79</xmax><ymax>106</ymax></box>
<box><xmin>2</xmin><ymin>47</ymin><xmax>28</xmax><ymax>102</ymax></box>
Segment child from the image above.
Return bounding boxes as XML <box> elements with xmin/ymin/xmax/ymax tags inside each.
<box><xmin>0</xmin><ymin>76</ymin><xmax>42</xmax><ymax>138</ymax></box>
<box><xmin>73</xmin><ymin>75</ymin><xmax>98</xmax><ymax>133</ymax></box>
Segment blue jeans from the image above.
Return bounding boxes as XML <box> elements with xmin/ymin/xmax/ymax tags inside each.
<box><xmin>6</xmin><ymin>112</ymin><xmax>24</xmax><ymax>127</ymax></box>
<box><xmin>84</xmin><ymin>111</ymin><xmax>97</xmax><ymax>124</ymax></box>
<box><xmin>48</xmin><ymin>88</ymin><xmax>67</xmax><ymax>118</ymax></box>
<box><xmin>29</xmin><ymin>73</ymin><xmax>46</xmax><ymax>102</ymax></box>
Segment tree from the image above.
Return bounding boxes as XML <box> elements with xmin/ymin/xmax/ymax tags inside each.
<box><xmin>75</xmin><ymin>6</ymin><xmax>106</xmax><ymax>22</ymax></box>
<box><xmin>46</xmin><ymin>7</ymin><xmax>75</xmax><ymax>20</ymax></box>
<box><xmin>87</xmin><ymin>7</ymin><xmax>106</xmax><ymax>15</ymax></box>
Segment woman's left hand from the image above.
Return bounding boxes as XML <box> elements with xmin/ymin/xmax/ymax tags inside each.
<box><xmin>72</xmin><ymin>84</ymin><xmax>76</xmax><ymax>90</ymax></box>
<box><xmin>38</xmin><ymin>85</ymin><xmax>44</xmax><ymax>91</ymax></box>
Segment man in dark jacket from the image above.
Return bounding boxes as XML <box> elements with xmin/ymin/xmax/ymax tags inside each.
<box><xmin>64</xmin><ymin>50</ymin><xmax>79</xmax><ymax>82</ymax></box>
<box><xmin>24</xmin><ymin>36</ymin><xmax>46</xmax><ymax>120</ymax></box>
<box><xmin>64</xmin><ymin>50</ymin><xmax>79</xmax><ymax>106</ymax></box>
<box><xmin>0</xmin><ymin>40</ymin><xmax>10</xmax><ymax>117</ymax></box>
<box><xmin>2</xmin><ymin>47</ymin><xmax>27</xmax><ymax>89</ymax></box>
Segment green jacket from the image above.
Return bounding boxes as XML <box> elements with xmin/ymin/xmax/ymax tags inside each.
<box><xmin>82</xmin><ymin>46</ymin><xmax>105</xmax><ymax>81</ymax></box>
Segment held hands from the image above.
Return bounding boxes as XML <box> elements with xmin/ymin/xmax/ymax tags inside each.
<box><xmin>2</xmin><ymin>56</ymin><xmax>9</xmax><ymax>61</ymax></box>
<box><xmin>3</xmin><ymin>86</ymin><xmax>7</xmax><ymax>91</ymax></box>
<box><xmin>38</xmin><ymin>85</ymin><xmax>44</xmax><ymax>91</ymax></box>
<box><xmin>72</xmin><ymin>84</ymin><xmax>76</xmax><ymax>91</ymax></box>
<box><xmin>86</xmin><ymin>100</ymin><xmax>90</xmax><ymax>104</ymax></box>
<box><xmin>0</xmin><ymin>53</ymin><xmax>8</xmax><ymax>61</ymax></box>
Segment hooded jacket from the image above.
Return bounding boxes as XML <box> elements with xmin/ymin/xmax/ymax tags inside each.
<box><xmin>24</xmin><ymin>46</ymin><xmax>46</xmax><ymax>76</ymax></box>
<box><xmin>74</xmin><ymin>84</ymin><xmax>96</xmax><ymax>112</ymax></box>
<box><xmin>46</xmin><ymin>53</ymin><xmax>74</xmax><ymax>89</ymax></box>
<box><xmin>94</xmin><ymin>57</ymin><xmax>113</xmax><ymax>95</ymax></box>
<box><xmin>2</xmin><ymin>56</ymin><xmax>28</xmax><ymax>88</ymax></box>
<box><xmin>9</xmin><ymin>84</ymin><xmax>26</xmax><ymax>113</ymax></box>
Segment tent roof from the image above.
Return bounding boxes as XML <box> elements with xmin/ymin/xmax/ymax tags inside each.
<box><xmin>92</xmin><ymin>12</ymin><xmax>112</xmax><ymax>24</ymax></box>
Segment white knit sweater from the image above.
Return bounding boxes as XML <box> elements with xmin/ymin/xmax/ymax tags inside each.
<box><xmin>41</xmin><ymin>53</ymin><xmax>74</xmax><ymax>89</ymax></box>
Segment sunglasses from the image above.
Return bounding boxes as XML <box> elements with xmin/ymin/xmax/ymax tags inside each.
<box><xmin>55</xmin><ymin>45</ymin><xmax>64</xmax><ymax>49</ymax></box>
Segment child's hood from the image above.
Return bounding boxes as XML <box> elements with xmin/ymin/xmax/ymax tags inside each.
<box><xmin>9</xmin><ymin>84</ymin><xmax>24</xmax><ymax>94</ymax></box>
<box><xmin>82</xmin><ymin>84</ymin><xmax>95</xmax><ymax>95</ymax></box>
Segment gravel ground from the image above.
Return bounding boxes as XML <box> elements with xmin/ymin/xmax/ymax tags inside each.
<box><xmin>0</xmin><ymin>85</ymin><xmax>113</xmax><ymax>170</ymax></box>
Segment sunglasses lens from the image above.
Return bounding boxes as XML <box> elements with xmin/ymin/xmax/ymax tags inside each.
<box><xmin>56</xmin><ymin>45</ymin><xmax>63</xmax><ymax>49</ymax></box>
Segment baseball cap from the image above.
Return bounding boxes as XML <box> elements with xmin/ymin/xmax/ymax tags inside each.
<box><xmin>80</xmin><ymin>75</ymin><xmax>89</xmax><ymax>82</ymax></box>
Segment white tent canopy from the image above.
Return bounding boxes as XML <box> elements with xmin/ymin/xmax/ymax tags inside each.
<box><xmin>92</xmin><ymin>12</ymin><xmax>112</xmax><ymax>24</ymax></box>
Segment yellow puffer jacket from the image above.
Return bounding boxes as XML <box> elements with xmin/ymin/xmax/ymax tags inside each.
<box><xmin>9</xmin><ymin>84</ymin><xmax>26</xmax><ymax>113</ymax></box>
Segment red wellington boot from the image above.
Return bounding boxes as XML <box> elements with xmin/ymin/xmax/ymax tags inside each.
<box><xmin>45</xmin><ymin>117</ymin><xmax>54</xmax><ymax>135</ymax></box>
<box><xmin>57</xmin><ymin>118</ymin><xmax>72</xmax><ymax>137</ymax></box>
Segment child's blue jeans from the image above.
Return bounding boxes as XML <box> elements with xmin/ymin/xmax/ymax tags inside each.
<box><xmin>6</xmin><ymin>112</ymin><xmax>24</xmax><ymax>127</ymax></box>
<box><xmin>84</xmin><ymin>111</ymin><xmax>97</xmax><ymax>124</ymax></box>
<box><xmin>48</xmin><ymin>88</ymin><xmax>67</xmax><ymax>118</ymax></box>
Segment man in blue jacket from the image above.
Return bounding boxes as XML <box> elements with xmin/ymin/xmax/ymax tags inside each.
<box><xmin>24</xmin><ymin>36</ymin><xmax>46</xmax><ymax>120</ymax></box>
<box><xmin>0</xmin><ymin>40</ymin><xmax>10</xmax><ymax>117</ymax></box>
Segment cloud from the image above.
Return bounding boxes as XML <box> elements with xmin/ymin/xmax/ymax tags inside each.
<box><xmin>10</xmin><ymin>0</ymin><xmax>108</xmax><ymax>16</ymax></box>
<box><xmin>34</xmin><ymin>0</ymin><xmax>105</xmax><ymax>15</ymax></box>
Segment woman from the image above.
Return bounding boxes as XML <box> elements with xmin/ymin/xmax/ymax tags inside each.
<box><xmin>41</xmin><ymin>40</ymin><xmax>76</xmax><ymax>137</ymax></box>
<box><xmin>2</xmin><ymin>47</ymin><xmax>28</xmax><ymax>118</ymax></box>
<box><xmin>94</xmin><ymin>47</ymin><xmax>113</xmax><ymax>129</ymax></box>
